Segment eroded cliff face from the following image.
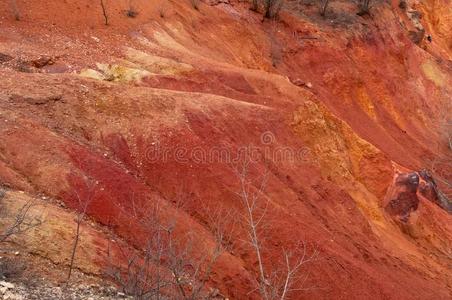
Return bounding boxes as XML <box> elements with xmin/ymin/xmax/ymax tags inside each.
<box><xmin>0</xmin><ymin>0</ymin><xmax>451</xmax><ymax>299</ymax></box>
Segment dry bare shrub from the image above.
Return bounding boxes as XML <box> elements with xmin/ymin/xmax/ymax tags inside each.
<box><xmin>0</xmin><ymin>191</ymin><xmax>42</xmax><ymax>280</ymax></box>
<box><xmin>190</xmin><ymin>0</ymin><xmax>200</xmax><ymax>11</ymax></box>
<box><xmin>0</xmin><ymin>257</ymin><xmax>25</xmax><ymax>279</ymax></box>
<box><xmin>425</xmin><ymin>162</ymin><xmax>452</xmax><ymax>212</ymax></box>
<box><xmin>357</xmin><ymin>0</ymin><xmax>372</xmax><ymax>15</ymax></box>
<box><xmin>9</xmin><ymin>0</ymin><xmax>20</xmax><ymax>21</ymax></box>
<box><xmin>250</xmin><ymin>0</ymin><xmax>259</xmax><ymax>11</ymax></box>
<box><xmin>249</xmin><ymin>0</ymin><xmax>284</xmax><ymax>19</ymax></box>
<box><xmin>125</xmin><ymin>0</ymin><xmax>139</xmax><ymax>18</ymax></box>
<box><xmin>158</xmin><ymin>5</ymin><xmax>167</xmax><ymax>18</ymax></box>
<box><xmin>126</xmin><ymin>9</ymin><xmax>139</xmax><ymax>18</ymax></box>
<box><xmin>426</xmin><ymin>99</ymin><xmax>452</xmax><ymax>210</ymax></box>
<box><xmin>105</xmin><ymin>195</ymin><xmax>231</xmax><ymax>299</ymax></box>
<box><xmin>263</xmin><ymin>0</ymin><xmax>284</xmax><ymax>19</ymax></box>
<box><xmin>0</xmin><ymin>197</ymin><xmax>42</xmax><ymax>244</ymax></box>
<box><xmin>320</xmin><ymin>0</ymin><xmax>330</xmax><ymax>16</ymax></box>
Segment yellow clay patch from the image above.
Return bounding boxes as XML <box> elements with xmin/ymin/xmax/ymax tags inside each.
<box><xmin>421</xmin><ymin>60</ymin><xmax>446</xmax><ymax>87</ymax></box>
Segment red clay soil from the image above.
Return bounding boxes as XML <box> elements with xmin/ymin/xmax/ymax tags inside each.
<box><xmin>0</xmin><ymin>0</ymin><xmax>451</xmax><ymax>299</ymax></box>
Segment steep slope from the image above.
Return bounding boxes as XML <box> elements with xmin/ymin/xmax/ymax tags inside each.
<box><xmin>0</xmin><ymin>0</ymin><xmax>451</xmax><ymax>299</ymax></box>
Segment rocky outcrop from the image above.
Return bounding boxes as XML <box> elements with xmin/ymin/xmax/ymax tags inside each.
<box><xmin>385</xmin><ymin>170</ymin><xmax>451</xmax><ymax>221</ymax></box>
<box><xmin>385</xmin><ymin>172</ymin><xmax>420</xmax><ymax>221</ymax></box>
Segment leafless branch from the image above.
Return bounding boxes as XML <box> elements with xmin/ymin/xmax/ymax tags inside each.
<box><xmin>105</xmin><ymin>193</ymin><xmax>229</xmax><ymax>299</ymax></box>
<box><xmin>320</xmin><ymin>0</ymin><xmax>330</xmax><ymax>17</ymax></box>
<box><xmin>0</xmin><ymin>197</ymin><xmax>42</xmax><ymax>244</ymax></box>
<box><xmin>100</xmin><ymin>0</ymin><xmax>109</xmax><ymax>25</ymax></box>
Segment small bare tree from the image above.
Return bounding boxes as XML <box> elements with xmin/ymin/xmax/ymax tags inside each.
<box><xmin>0</xmin><ymin>189</ymin><xmax>43</xmax><ymax>279</ymax></box>
<box><xmin>66</xmin><ymin>175</ymin><xmax>99</xmax><ymax>283</ymax></box>
<box><xmin>158</xmin><ymin>4</ymin><xmax>167</xmax><ymax>18</ymax></box>
<box><xmin>320</xmin><ymin>0</ymin><xmax>330</xmax><ymax>17</ymax></box>
<box><xmin>190</xmin><ymin>0</ymin><xmax>200</xmax><ymax>11</ymax></box>
<box><xmin>234</xmin><ymin>159</ymin><xmax>318</xmax><ymax>299</ymax></box>
<box><xmin>250</xmin><ymin>0</ymin><xmax>259</xmax><ymax>12</ymax></box>
<box><xmin>263</xmin><ymin>0</ymin><xmax>284</xmax><ymax>19</ymax></box>
<box><xmin>126</xmin><ymin>0</ymin><xmax>139</xmax><ymax>18</ymax></box>
<box><xmin>357</xmin><ymin>0</ymin><xmax>372</xmax><ymax>16</ymax></box>
<box><xmin>106</xmin><ymin>198</ymin><xmax>176</xmax><ymax>299</ymax></box>
<box><xmin>100</xmin><ymin>0</ymin><xmax>109</xmax><ymax>25</ymax></box>
<box><xmin>249</xmin><ymin>0</ymin><xmax>283</xmax><ymax>18</ymax></box>
<box><xmin>9</xmin><ymin>0</ymin><xmax>20</xmax><ymax>21</ymax></box>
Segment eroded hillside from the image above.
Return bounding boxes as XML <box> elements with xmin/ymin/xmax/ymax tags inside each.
<box><xmin>0</xmin><ymin>0</ymin><xmax>451</xmax><ymax>299</ymax></box>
